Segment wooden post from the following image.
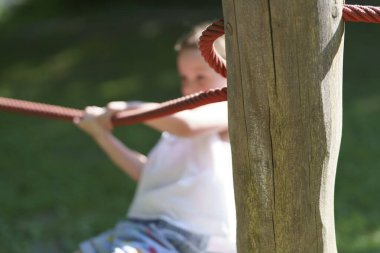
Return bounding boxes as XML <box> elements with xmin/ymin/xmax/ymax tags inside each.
<box><xmin>222</xmin><ymin>0</ymin><xmax>344</xmax><ymax>252</ymax></box>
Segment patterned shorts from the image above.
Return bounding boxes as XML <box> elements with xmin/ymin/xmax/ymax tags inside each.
<box><xmin>79</xmin><ymin>219</ymin><xmax>210</xmax><ymax>253</ymax></box>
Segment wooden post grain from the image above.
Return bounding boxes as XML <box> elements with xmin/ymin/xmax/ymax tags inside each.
<box><xmin>222</xmin><ymin>0</ymin><xmax>344</xmax><ymax>252</ymax></box>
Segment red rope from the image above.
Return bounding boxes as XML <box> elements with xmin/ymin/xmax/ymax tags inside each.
<box><xmin>343</xmin><ymin>5</ymin><xmax>380</xmax><ymax>23</ymax></box>
<box><xmin>0</xmin><ymin>87</ymin><xmax>227</xmax><ymax>126</ymax></box>
<box><xmin>198</xmin><ymin>4</ymin><xmax>380</xmax><ymax>78</ymax></box>
<box><xmin>114</xmin><ymin>87</ymin><xmax>227</xmax><ymax>126</ymax></box>
<box><xmin>1</xmin><ymin>4</ymin><xmax>378</xmax><ymax>126</ymax></box>
<box><xmin>199</xmin><ymin>19</ymin><xmax>227</xmax><ymax>78</ymax></box>
<box><xmin>0</xmin><ymin>97</ymin><xmax>83</xmax><ymax>122</ymax></box>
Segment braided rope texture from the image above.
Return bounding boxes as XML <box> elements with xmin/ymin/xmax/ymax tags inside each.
<box><xmin>0</xmin><ymin>88</ymin><xmax>227</xmax><ymax>126</ymax></box>
<box><xmin>1</xmin><ymin>4</ymin><xmax>378</xmax><ymax>126</ymax></box>
<box><xmin>343</xmin><ymin>5</ymin><xmax>380</xmax><ymax>23</ymax></box>
<box><xmin>113</xmin><ymin>87</ymin><xmax>227</xmax><ymax>126</ymax></box>
<box><xmin>0</xmin><ymin>97</ymin><xmax>83</xmax><ymax>122</ymax></box>
<box><xmin>199</xmin><ymin>19</ymin><xmax>227</xmax><ymax>78</ymax></box>
<box><xmin>199</xmin><ymin>4</ymin><xmax>380</xmax><ymax>78</ymax></box>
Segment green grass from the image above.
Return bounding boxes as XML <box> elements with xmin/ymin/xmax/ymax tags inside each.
<box><xmin>0</xmin><ymin>3</ymin><xmax>222</xmax><ymax>252</ymax></box>
<box><xmin>335</xmin><ymin>23</ymin><xmax>380</xmax><ymax>253</ymax></box>
<box><xmin>0</xmin><ymin>2</ymin><xmax>380</xmax><ymax>253</ymax></box>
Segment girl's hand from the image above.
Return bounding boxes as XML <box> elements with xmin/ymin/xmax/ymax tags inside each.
<box><xmin>74</xmin><ymin>106</ymin><xmax>111</xmax><ymax>138</ymax></box>
<box><xmin>74</xmin><ymin>102</ymin><xmax>128</xmax><ymax>138</ymax></box>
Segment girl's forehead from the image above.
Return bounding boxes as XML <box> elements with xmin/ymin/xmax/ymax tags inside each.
<box><xmin>178</xmin><ymin>48</ymin><xmax>203</xmax><ymax>59</ymax></box>
<box><xmin>177</xmin><ymin>49</ymin><xmax>209</xmax><ymax>67</ymax></box>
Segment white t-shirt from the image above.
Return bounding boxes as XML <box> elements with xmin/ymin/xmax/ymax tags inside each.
<box><xmin>127</xmin><ymin>131</ymin><xmax>236</xmax><ymax>252</ymax></box>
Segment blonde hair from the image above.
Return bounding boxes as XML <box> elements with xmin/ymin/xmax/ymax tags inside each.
<box><xmin>174</xmin><ymin>22</ymin><xmax>226</xmax><ymax>60</ymax></box>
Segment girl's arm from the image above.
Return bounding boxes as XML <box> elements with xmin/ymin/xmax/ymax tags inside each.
<box><xmin>91</xmin><ymin>132</ymin><xmax>146</xmax><ymax>181</ymax></box>
<box><xmin>74</xmin><ymin>100</ymin><xmax>227</xmax><ymax>178</ymax></box>
<box><xmin>74</xmin><ymin>106</ymin><xmax>146</xmax><ymax>181</ymax></box>
<box><xmin>126</xmin><ymin>101</ymin><xmax>229</xmax><ymax>137</ymax></box>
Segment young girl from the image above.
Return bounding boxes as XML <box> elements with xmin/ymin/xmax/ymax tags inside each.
<box><xmin>74</xmin><ymin>22</ymin><xmax>236</xmax><ymax>253</ymax></box>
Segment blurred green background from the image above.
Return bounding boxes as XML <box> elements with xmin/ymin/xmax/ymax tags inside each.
<box><xmin>0</xmin><ymin>0</ymin><xmax>379</xmax><ymax>252</ymax></box>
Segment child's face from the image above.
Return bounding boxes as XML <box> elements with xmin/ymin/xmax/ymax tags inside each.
<box><xmin>177</xmin><ymin>49</ymin><xmax>227</xmax><ymax>96</ymax></box>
